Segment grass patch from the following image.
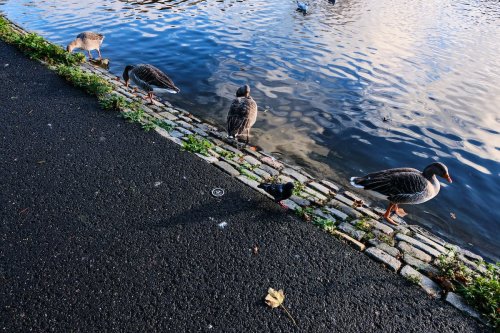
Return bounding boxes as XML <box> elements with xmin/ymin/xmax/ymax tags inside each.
<box><xmin>152</xmin><ymin>119</ymin><xmax>174</xmax><ymax>132</ymax></box>
<box><xmin>99</xmin><ymin>94</ymin><xmax>128</xmax><ymax>111</ymax></box>
<box><xmin>355</xmin><ymin>219</ymin><xmax>372</xmax><ymax>232</ymax></box>
<box><xmin>292</xmin><ymin>181</ymin><xmax>305</xmax><ymax>196</ymax></box>
<box><xmin>182</xmin><ymin>135</ymin><xmax>213</xmax><ymax>156</ymax></box>
<box><xmin>0</xmin><ymin>17</ymin><xmax>84</xmax><ymax>65</ymax></box>
<box><xmin>405</xmin><ymin>274</ymin><xmax>422</xmax><ymax>285</ymax></box>
<box><xmin>56</xmin><ymin>65</ymin><xmax>112</xmax><ymax>97</ymax></box>
<box><xmin>312</xmin><ymin>216</ymin><xmax>335</xmax><ymax>231</ymax></box>
<box><xmin>377</xmin><ymin>234</ymin><xmax>395</xmax><ymax>246</ymax></box>
<box><xmin>295</xmin><ymin>206</ymin><xmax>314</xmax><ymax>222</ymax></box>
<box><xmin>460</xmin><ymin>263</ymin><xmax>499</xmax><ymax>327</ymax></box>
<box><xmin>121</xmin><ymin>108</ymin><xmax>145</xmax><ymax>123</ymax></box>
<box><xmin>238</xmin><ymin>167</ymin><xmax>259</xmax><ymax>181</ymax></box>
<box><xmin>436</xmin><ymin>250</ymin><xmax>472</xmax><ymax>283</ymax></box>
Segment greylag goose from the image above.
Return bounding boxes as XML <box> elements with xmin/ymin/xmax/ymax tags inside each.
<box><xmin>123</xmin><ymin>64</ymin><xmax>180</xmax><ymax>104</ymax></box>
<box><xmin>67</xmin><ymin>32</ymin><xmax>105</xmax><ymax>59</ymax></box>
<box><xmin>227</xmin><ymin>85</ymin><xmax>258</xmax><ymax>144</ymax></box>
<box><xmin>350</xmin><ymin>162</ymin><xmax>452</xmax><ymax>225</ymax></box>
<box><xmin>258</xmin><ymin>182</ymin><xmax>294</xmax><ymax>208</ymax></box>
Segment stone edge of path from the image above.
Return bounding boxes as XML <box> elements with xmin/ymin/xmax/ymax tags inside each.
<box><xmin>1</xmin><ymin>15</ymin><xmax>493</xmax><ymax>327</ymax></box>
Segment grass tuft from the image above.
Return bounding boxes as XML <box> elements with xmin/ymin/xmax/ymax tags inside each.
<box><xmin>56</xmin><ymin>65</ymin><xmax>112</xmax><ymax>97</ymax></box>
<box><xmin>182</xmin><ymin>135</ymin><xmax>213</xmax><ymax>156</ymax></box>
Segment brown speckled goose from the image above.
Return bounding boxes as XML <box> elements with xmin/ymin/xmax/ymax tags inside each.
<box><xmin>67</xmin><ymin>32</ymin><xmax>105</xmax><ymax>59</ymax></box>
<box><xmin>123</xmin><ymin>64</ymin><xmax>180</xmax><ymax>104</ymax></box>
<box><xmin>350</xmin><ymin>162</ymin><xmax>452</xmax><ymax>225</ymax></box>
<box><xmin>227</xmin><ymin>85</ymin><xmax>258</xmax><ymax>144</ymax></box>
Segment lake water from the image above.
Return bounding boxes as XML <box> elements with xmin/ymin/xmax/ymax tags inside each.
<box><xmin>1</xmin><ymin>0</ymin><xmax>498</xmax><ymax>261</ymax></box>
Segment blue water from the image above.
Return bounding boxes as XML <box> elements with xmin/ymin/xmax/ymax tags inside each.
<box><xmin>1</xmin><ymin>0</ymin><xmax>498</xmax><ymax>260</ymax></box>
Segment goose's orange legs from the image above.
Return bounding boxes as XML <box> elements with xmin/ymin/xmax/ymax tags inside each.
<box><xmin>383</xmin><ymin>203</ymin><xmax>399</xmax><ymax>225</ymax></box>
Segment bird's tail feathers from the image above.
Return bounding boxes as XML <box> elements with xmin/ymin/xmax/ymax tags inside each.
<box><xmin>350</xmin><ymin>177</ymin><xmax>364</xmax><ymax>189</ymax></box>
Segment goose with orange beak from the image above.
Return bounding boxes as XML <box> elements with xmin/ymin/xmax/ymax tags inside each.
<box><xmin>350</xmin><ymin>162</ymin><xmax>452</xmax><ymax>225</ymax></box>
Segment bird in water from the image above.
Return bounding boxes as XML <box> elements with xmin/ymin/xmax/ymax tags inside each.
<box><xmin>227</xmin><ymin>84</ymin><xmax>258</xmax><ymax>145</ymax></box>
<box><xmin>123</xmin><ymin>64</ymin><xmax>180</xmax><ymax>104</ymax></box>
<box><xmin>350</xmin><ymin>162</ymin><xmax>452</xmax><ymax>225</ymax></box>
<box><xmin>258</xmin><ymin>182</ymin><xmax>295</xmax><ymax>208</ymax></box>
<box><xmin>67</xmin><ymin>32</ymin><xmax>105</xmax><ymax>60</ymax></box>
<box><xmin>297</xmin><ymin>1</ymin><xmax>309</xmax><ymax>13</ymax></box>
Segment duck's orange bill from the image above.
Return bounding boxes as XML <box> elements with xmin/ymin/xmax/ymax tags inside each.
<box><xmin>445</xmin><ymin>174</ymin><xmax>452</xmax><ymax>183</ymax></box>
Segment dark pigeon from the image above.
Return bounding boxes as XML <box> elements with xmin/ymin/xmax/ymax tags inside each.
<box><xmin>258</xmin><ymin>182</ymin><xmax>294</xmax><ymax>203</ymax></box>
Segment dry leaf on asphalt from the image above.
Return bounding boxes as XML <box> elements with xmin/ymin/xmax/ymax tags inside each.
<box><xmin>264</xmin><ymin>288</ymin><xmax>297</xmax><ymax>326</ymax></box>
<box><xmin>265</xmin><ymin>288</ymin><xmax>284</xmax><ymax>308</ymax></box>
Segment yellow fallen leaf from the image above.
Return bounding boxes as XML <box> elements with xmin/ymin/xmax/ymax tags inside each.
<box><xmin>265</xmin><ymin>288</ymin><xmax>284</xmax><ymax>308</ymax></box>
<box><xmin>264</xmin><ymin>288</ymin><xmax>297</xmax><ymax>326</ymax></box>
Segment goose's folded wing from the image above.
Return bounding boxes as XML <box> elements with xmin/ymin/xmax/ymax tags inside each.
<box><xmin>361</xmin><ymin>171</ymin><xmax>427</xmax><ymax>198</ymax></box>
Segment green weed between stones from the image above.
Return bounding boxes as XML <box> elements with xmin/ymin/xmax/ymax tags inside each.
<box><xmin>312</xmin><ymin>216</ymin><xmax>335</xmax><ymax>232</ymax></box>
<box><xmin>405</xmin><ymin>274</ymin><xmax>422</xmax><ymax>285</ymax></box>
<box><xmin>152</xmin><ymin>119</ymin><xmax>174</xmax><ymax>132</ymax></box>
<box><xmin>460</xmin><ymin>263</ymin><xmax>499</xmax><ymax>327</ymax></box>
<box><xmin>355</xmin><ymin>219</ymin><xmax>372</xmax><ymax>232</ymax></box>
<box><xmin>56</xmin><ymin>65</ymin><xmax>112</xmax><ymax>97</ymax></box>
<box><xmin>0</xmin><ymin>17</ymin><xmax>84</xmax><ymax>65</ymax></box>
<box><xmin>121</xmin><ymin>108</ymin><xmax>145</xmax><ymax>124</ymax></box>
<box><xmin>182</xmin><ymin>135</ymin><xmax>213</xmax><ymax>156</ymax></box>
<box><xmin>436</xmin><ymin>250</ymin><xmax>500</xmax><ymax>327</ymax></box>
<box><xmin>238</xmin><ymin>167</ymin><xmax>259</xmax><ymax>181</ymax></box>
<box><xmin>99</xmin><ymin>94</ymin><xmax>128</xmax><ymax>111</ymax></box>
<box><xmin>292</xmin><ymin>181</ymin><xmax>305</xmax><ymax>196</ymax></box>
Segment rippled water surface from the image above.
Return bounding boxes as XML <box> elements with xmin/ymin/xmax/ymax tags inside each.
<box><xmin>1</xmin><ymin>0</ymin><xmax>499</xmax><ymax>260</ymax></box>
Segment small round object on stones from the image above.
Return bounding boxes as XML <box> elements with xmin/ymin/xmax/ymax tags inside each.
<box><xmin>211</xmin><ymin>188</ymin><xmax>225</xmax><ymax>197</ymax></box>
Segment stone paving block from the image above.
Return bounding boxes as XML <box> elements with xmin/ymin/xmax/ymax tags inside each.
<box><xmin>260</xmin><ymin>156</ymin><xmax>284</xmax><ymax>170</ymax></box>
<box><xmin>281</xmin><ymin>199</ymin><xmax>299</xmax><ymax>211</ymax></box>
<box><xmin>176</xmin><ymin>127</ymin><xmax>193</xmax><ymax>136</ymax></box>
<box><xmin>321</xmin><ymin>180</ymin><xmax>340</xmax><ymax>192</ymax></box>
<box><xmin>290</xmin><ymin>195</ymin><xmax>310</xmax><ymax>207</ymax></box>
<box><xmin>325</xmin><ymin>207</ymin><xmax>348</xmax><ymax>221</ymax></box>
<box><xmin>308</xmin><ymin>182</ymin><xmax>331</xmax><ymax>196</ymax></box>
<box><xmin>329</xmin><ymin>199</ymin><xmax>363</xmax><ymax>218</ymax></box>
<box><xmin>376</xmin><ymin>242</ymin><xmax>400</xmax><ymax>258</ymax></box>
<box><xmin>195</xmin><ymin>153</ymin><xmax>218</xmax><ymax>163</ymax></box>
<box><xmin>169</xmin><ymin>130</ymin><xmax>184</xmax><ymax>138</ymax></box>
<box><xmin>356</xmin><ymin>206</ymin><xmax>381</xmax><ymax>220</ymax></box>
<box><xmin>459</xmin><ymin>256</ymin><xmax>488</xmax><ymax>275</ymax></box>
<box><xmin>279</xmin><ymin>175</ymin><xmax>295</xmax><ymax>184</ymax></box>
<box><xmin>333</xmin><ymin>231</ymin><xmax>366</xmax><ymax>251</ymax></box>
<box><xmin>282</xmin><ymin>168</ymin><xmax>309</xmax><ymax>182</ymax></box>
<box><xmin>334</xmin><ymin>194</ymin><xmax>354</xmax><ymax>206</ymax></box>
<box><xmin>244</xmin><ymin>147</ymin><xmax>262</xmax><ymax>158</ymax></box>
<box><xmin>397</xmin><ymin>241</ymin><xmax>432</xmax><ymax>263</ymax></box>
<box><xmin>243</xmin><ymin>155</ymin><xmax>261</xmax><ymax>166</ymax></box>
<box><xmin>413</xmin><ymin>233</ymin><xmax>447</xmax><ymax>253</ymax></box>
<box><xmin>303</xmin><ymin>187</ymin><xmax>328</xmax><ymax>201</ymax></box>
<box><xmin>222</xmin><ymin>144</ymin><xmax>243</xmax><ymax>155</ymax></box>
<box><xmin>402</xmin><ymin>253</ymin><xmax>433</xmax><ymax>272</ymax></box>
<box><xmin>400</xmin><ymin>265</ymin><xmax>441</xmax><ymax>297</ymax></box>
<box><xmin>395</xmin><ymin>234</ymin><xmax>441</xmax><ymax>257</ymax></box>
<box><xmin>165</xmin><ymin>135</ymin><xmax>183</xmax><ymax>146</ymax></box>
<box><xmin>409</xmin><ymin>225</ymin><xmax>447</xmax><ymax>246</ymax></box>
<box><xmin>445</xmin><ymin>292</ymin><xmax>481</xmax><ymax>320</ymax></box>
<box><xmin>214</xmin><ymin>161</ymin><xmax>240</xmax><ymax>177</ymax></box>
<box><xmin>365</xmin><ymin>219</ymin><xmax>393</xmax><ymax>235</ymax></box>
<box><xmin>236</xmin><ymin>175</ymin><xmax>261</xmax><ymax>190</ymax></box>
<box><xmin>192</xmin><ymin>128</ymin><xmax>208</xmax><ymax>137</ymax></box>
<box><xmin>253</xmin><ymin>168</ymin><xmax>271</xmax><ymax>180</ymax></box>
<box><xmin>459</xmin><ymin>248</ymin><xmax>483</xmax><ymax>262</ymax></box>
<box><xmin>259</xmin><ymin>164</ymin><xmax>279</xmax><ymax>176</ymax></box>
<box><xmin>338</xmin><ymin>223</ymin><xmax>365</xmax><ymax>241</ymax></box>
<box><xmin>177</xmin><ymin>120</ymin><xmax>194</xmax><ymax>130</ymax></box>
<box><xmin>343</xmin><ymin>191</ymin><xmax>364</xmax><ymax>203</ymax></box>
<box><xmin>313</xmin><ymin>209</ymin><xmax>336</xmax><ymax>222</ymax></box>
<box><xmin>365</xmin><ymin>247</ymin><xmax>402</xmax><ymax>272</ymax></box>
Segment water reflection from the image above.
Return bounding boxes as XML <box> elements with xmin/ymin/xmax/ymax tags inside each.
<box><xmin>1</xmin><ymin>0</ymin><xmax>498</xmax><ymax>260</ymax></box>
